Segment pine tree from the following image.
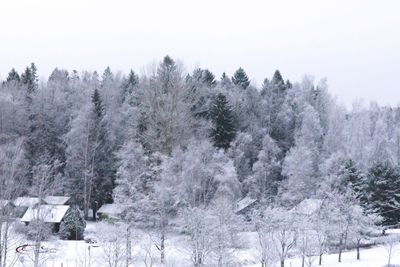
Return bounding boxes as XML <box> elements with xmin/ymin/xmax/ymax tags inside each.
<box><xmin>65</xmin><ymin>88</ymin><xmax>115</xmax><ymax>218</ymax></box>
<box><xmin>24</xmin><ymin>113</ymin><xmax>66</xmax><ymax>187</ymax></box>
<box><xmin>6</xmin><ymin>68</ymin><xmax>20</xmax><ymax>83</ymax></box>
<box><xmin>232</xmin><ymin>67</ymin><xmax>250</xmax><ymax>90</ymax></box>
<box><xmin>158</xmin><ymin>55</ymin><xmax>178</xmax><ymax>91</ymax></box>
<box><xmin>209</xmin><ymin>93</ymin><xmax>236</xmax><ymax>150</ymax></box>
<box><xmin>363</xmin><ymin>161</ymin><xmax>400</xmax><ymax>225</ymax></box>
<box><xmin>21</xmin><ymin>63</ymin><xmax>38</xmax><ymax>94</ymax></box>
<box><xmin>59</xmin><ymin>208</ymin><xmax>86</xmax><ymax>240</ymax></box>
<box><xmin>262</xmin><ymin>70</ymin><xmax>292</xmax><ymax>151</ymax></box>
<box><xmin>249</xmin><ymin>135</ymin><xmax>282</xmax><ymax>200</ymax></box>
<box><xmin>220</xmin><ymin>72</ymin><xmax>232</xmax><ymax>88</ymax></box>
<box><xmin>121</xmin><ymin>69</ymin><xmax>139</xmax><ymax>104</ymax></box>
<box><xmin>89</xmin><ymin>89</ymin><xmax>116</xmax><ymax>216</ymax></box>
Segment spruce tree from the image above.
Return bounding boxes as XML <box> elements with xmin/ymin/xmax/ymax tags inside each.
<box><xmin>201</xmin><ymin>69</ymin><xmax>216</xmax><ymax>88</ymax></box>
<box><xmin>209</xmin><ymin>93</ymin><xmax>236</xmax><ymax>150</ymax></box>
<box><xmin>363</xmin><ymin>161</ymin><xmax>400</xmax><ymax>225</ymax></box>
<box><xmin>121</xmin><ymin>69</ymin><xmax>139</xmax><ymax>105</ymax></box>
<box><xmin>59</xmin><ymin>208</ymin><xmax>86</xmax><ymax>240</ymax></box>
<box><xmin>232</xmin><ymin>67</ymin><xmax>250</xmax><ymax>90</ymax></box>
<box><xmin>220</xmin><ymin>72</ymin><xmax>232</xmax><ymax>87</ymax></box>
<box><xmin>6</xmin><ymin>68</ymin><xmax>20</xmax><ymax>83</ymax></box>
<box><xmin>261</xmin><ymin>69</ymin><xmax>293</xmax><ymax>152</ymax></box>
<box><xmin>89</xmin><ymin>89</ymin><xmax>116</xmax><ymax>216</ymax></box>
<box><xmin>21</xmin><ymin>63</ymin><xmax>38</xmax><ymax>94</ymax></box>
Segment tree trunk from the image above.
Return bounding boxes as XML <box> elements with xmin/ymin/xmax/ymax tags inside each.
<box><xmin>319</xmin><ymin>253</ymin><xmax>323</xmax><ymax>265</ymax></box>
<box><xmin>281</xmin><ymin>258</ymin><xmax>285</xmax><ymax>267</ymax></box>
<box><xmin>301</xmin><ymin>256</ymin><xmax>305</xmax><ymax>267</ymax></box>
<box><xmin>338</xmin><ymin>235</ymin><xmax>343</xmax><ymax>263</ymax></box>
<box><xmin>356</xmin><ymin>239</ymin><xmax>360</xmax><ymax>260</ymax></box>
<box><xmin>0</xmin><ymin>221</ymin><xmax>3</xmax><ymax>267</ymax></box>
<box><xmin>1</xmin><ymin>220</ymin><xmax>10</xmax><ymax>267</ymax></box>
<box><xmin>160</xmin><ymin>231</ymin><xmax>165</xmax><ymax>265</ymax></box>
<box><xmin>126</xmin><ymin>225</ymin><xmax>132</xmax><ymax>267</ymax></box>
<box><xmin>83</xmin><ymin>177</ymin><xmax>89</xmax><ymax>220</ymax></box>
<box><xmin>83</xmin><ymin>124</ymin><xmax>90</xmax><ymax>220</ymax></box>
<box><xmin>33</xmin><ymin>241</ymin><xmax>40</xmax><ymax>267</ymax></box>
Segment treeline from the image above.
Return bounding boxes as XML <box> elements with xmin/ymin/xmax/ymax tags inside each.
<box><xmin>0</xmin><ymin>56</ymin><xmax>400</xmax><ymax>264</ymax></box>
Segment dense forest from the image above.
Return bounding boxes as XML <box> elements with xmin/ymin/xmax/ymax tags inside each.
<box><xmin>1</xmin><ymin>56</ymin><xmax>399</xmax><ymax>266</ymax></box>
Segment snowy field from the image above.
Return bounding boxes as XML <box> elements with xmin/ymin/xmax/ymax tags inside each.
<box><xmin>6</xmin><ymin>223</ymin><xmax>400</xmax><ymax>267</ymax></box>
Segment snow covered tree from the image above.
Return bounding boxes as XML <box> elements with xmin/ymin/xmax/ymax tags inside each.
<box><xmin>232</xmin><ymin>67</ymin><xmax>250</xmax><ymax>90</ymax></box>
<box><xmin>182</xmin><ymin>207</ymin><xmax>215</xmax><ymax>266</ymax></box>
<box><xmin>65</xmin><ymin>88</ymin><xmax>116</xmax><ymax>219</ymax></box>
<box><xmin>319</xmin><ymin>155</ymin><xmax>365</xmax><ymax>196</ymax></box>
<box><xmin>160</xmin><ymin>139</ymin><xmax>240</xmax><ymax>208</ymax></box>
<box><xmin>21</xmin><ymin>63</ymin><xmax>38</xmax><ymax>95</ymax></box>
<box><xmin>249</xmin><ymin>135</ymin><xmax>281</xmax><ymax>201</ymax></box>
<box><xmin>186</xmin><ymin>68</ymin><xmax>216</xmax><ymax>120</ymax></box>
<box><xmin>114</xmin><ymin>141</ymin><xmax>155</xmax><ymax>219</ymax></box>
<box><xmin>28</xmin><ymin>162</ymin><xmax>63</xmax><ymax>267</ymax></box>
<box><xmin>280</xmin><ymin>105</ymin><xmax>322</xmax><ymax>205</ymax></box>
<box><xmin>5</xmin><ymin>68</ymin><xmax>20</xmax><ymax>84</ymax></box>
<box><xmin>261</xmin><ymin>70</ymin><xmax>294</xmax><ymax>151</ymax></box>
<box><xmin>265</xmin><ymin>207</ymin><xmax>297</xmax><ymax>267</ymax></box>
<box><xmin>220</xmin><ymin>72</ymin><xmax>232</xmax><ymax>88</ymax></box>
<box><xmin>139</xmin><ymin>55</ymin><xmax>194</xmax><ymax>155</ymax></box>
<box><xmin>97</xmin><ymin>222</ymin><xmax>127</xmax><ymax>267</ymax></box>
<box><xmin>59</xmin><ymin>207</ymin><xmax>86</xmax><ymax>240</ymax></box>
<box><xmin>322</xmin><ymin>188</ymin><xmax>371</xmax><ymax>263</ymax></box>
<box><xmin>349</xmin><ymin>205</ymin><xmax>381</xmax><ymax>260</ymax></box>
<box><xmin>228</xmin><ymin>133</ymin><xmax>258</xmax><ymax>191</ymax></box>
<box><xmin>310</xmin><ymin>201</ymin><xmax>335</xmax><ymax>266</ymax></box>
<box><xmin>88</xmin><ymin>89</ymin><xmax>116</xmax><ymax>217</ymax></box>
<box><xmin>0</xmin><ymin>139</ymin><xmax>26</xmax><ymax>267</ymax></box>
<box><xmin>114</xmin><ymin>140</ymin><xmax>161</xmax><ymax>267</ymax></box>
<box><xmin>209</xmin><ymin>93</ymin><xmax>237</xmax><ymax>150</ymax></box>
<box><xmin>253</xmin><ymin>210</ymin><xmax>279</xmax><ymax>267</ymax></box>
<box><xmin>209</xmin><ymin>197</ymin><xmax>242</xmax><ymax>266</ymax></box>
<box><xmin>121</xmin><ymin>69</ymin><xmax>139</xmax><ymax>105</ymax></box>
<box><xmin>182</xmin><ymin>198</ymin><xmax>242</xmax><ymax>267</ymax></box>
<box><xmin>362</xmin><ymin>161</ymin><xmax>400</xmax><ymax>225</ymax></box>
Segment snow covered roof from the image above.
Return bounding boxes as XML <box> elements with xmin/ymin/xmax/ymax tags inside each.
<box><xmin>234</xmin><ymin>196</ymin><xmax>257</xmax><ymax>213</ymax></box>
<box><xmin>13</xmin><ymin>197</ymin><xmax>41</xmax><ymax>207</ymax></box>
<box><xmin>97</xmin><ymin>204</ymin><xmax>125</xmax><ymax>216</ymax></box>
<box><xmin>20</xmin><ymin>205</ymin><xmax>70</xmax><ymax>223</ymax></box>
<box><xmin>290</xmin><ymin>198</ymin><xmax>323</xmax><ymax>216</ymax></box>
<box><xmin>44</xmin><ymin>196</ymin><xmax>70</xmax><ymax>205</ymax></box>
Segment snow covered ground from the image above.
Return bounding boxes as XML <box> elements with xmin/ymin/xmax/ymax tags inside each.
<box><xmin>7</xmin><ymin>223</ymin><xmax>400</xmax><ymax>267</ymax></box>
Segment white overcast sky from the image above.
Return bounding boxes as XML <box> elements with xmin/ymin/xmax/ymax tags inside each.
<box><xmin>1</xmin><ymin>0</ymin><xmax>399</xmax><ymax>106</ymax></box>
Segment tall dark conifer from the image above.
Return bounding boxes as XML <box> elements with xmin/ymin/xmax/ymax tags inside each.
<box><xmin>209</xmin><ymin>93</ymin><xmax>236</xmax><ymax>150</ymax></box>
<box><xmin>6</xmin><ymin>68</ymin><xmax>21</xmax><ymax>83</ymax></box>
<box><xmin>21</xmin><ymin>63</ymin><xmax>38</xmax><ymax>95</ymax></box>
<box><xmin>121</xmin><ymin>69</ymin><xmax>139</xmax><ymax>104</ymax></box>
<box><xmin>89</xmin><ymin>89</ymin><xmax>116</xmax><ymax>216</ymax></box>
<box><xmin>232</xmin><ymin>67</ymin><xmax>250</xmax><ymax>90</ymax></box>
<box><xmin>362</xmin><ymin>161</ymin><xmax>400</xmax><ymax>225</ymax></box>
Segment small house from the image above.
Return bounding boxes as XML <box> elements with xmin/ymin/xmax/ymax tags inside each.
<box><xmin>97</xmin><ymin>204</ymin><xmax>125</xmax><ymax>221</ymax></box>
<box><xmin>20</xmin><ymin>205</ymin><xmax>70</xmax><ymax>232</ymax></box>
